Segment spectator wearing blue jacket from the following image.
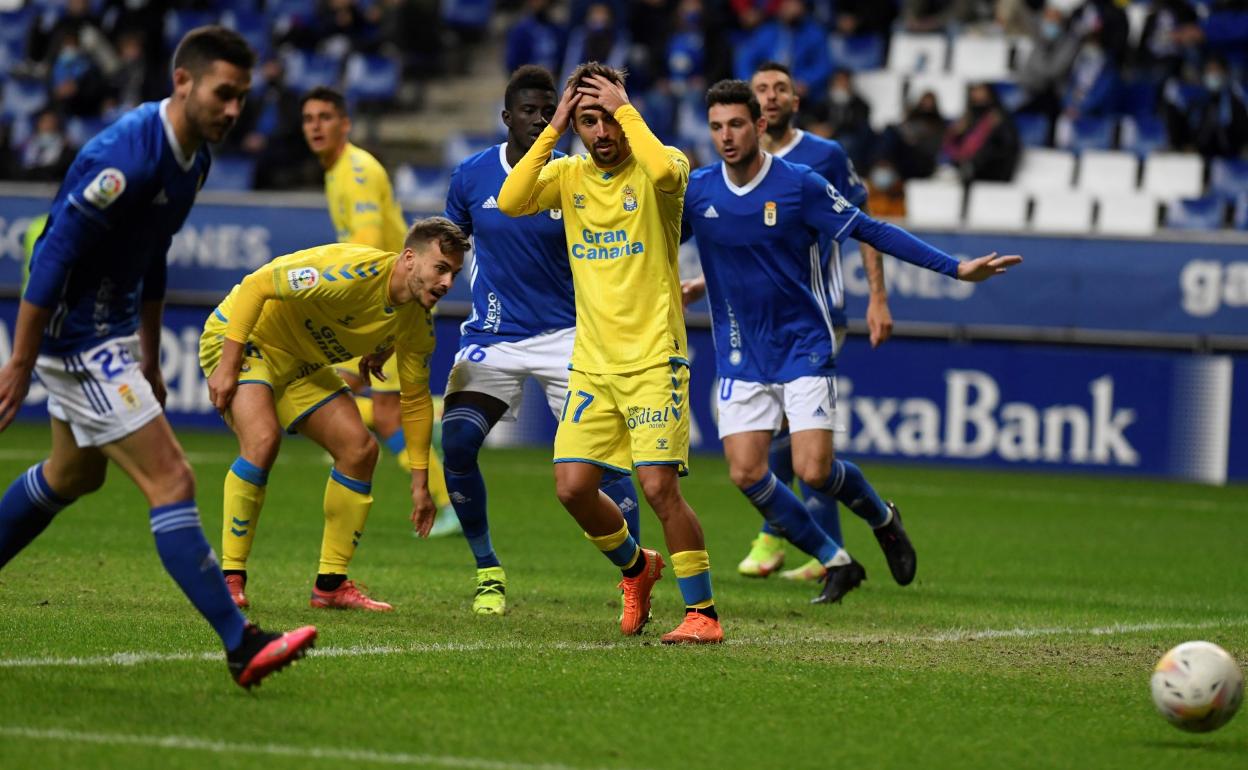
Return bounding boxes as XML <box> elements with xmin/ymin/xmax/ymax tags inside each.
<box><xmin>734</xmin><ymin>0</ymin><xmax>832</xmax><ymax>104</ymax></box>
<box><xmin>506</xmin><ymin>0</ymin><xmax>564</xmax><ymax>76</ymax></box>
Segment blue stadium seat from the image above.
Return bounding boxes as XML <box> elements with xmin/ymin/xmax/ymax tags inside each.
<box><xmin>1163</xmin><ymin>196</ymin><xmax>1226</xmax><ymax>230</ymax></box>
<box><xmin>992</xmin><ymin>81</ymin><xmax>1026</xmax><ymax>112</ymax></box>
<box><xmin>830</xmin><ymin>34</ymin><xmax>885</xmax><ymax>71</ymax></box>
<box><xmin>1</xmin><ymin>77</ymin><xmax>48</xmax><ymax>121</ymax></box>
<box><xmin>0</xmin><ymin>9</ymin><xmax>31</xmax><ymax>47</ymax></box>
<box><xmin>443</xmin><ymin>0</ymin><xmax>493</xmax><ymax>29</ymax></box>
<box><xmin>1234</xmin><ymin>194</ymin><xmax>1248</xmax><ymax>230</ymax></box>
<box><xmin>284</xmin><ymin>51</ymin><xmax>343</xmax><ymax>93</ymax></box>
<box><xmin>64</xmin><ymin>115</ymin><xmax>113</xmax><ymax>147</ymax></box>
<box><xmin>1117</xmin><ymin>78</ymin><xmax>1158</xmax><ymax>120</ymax></box>
<box><xmin>1210</xmin><ymin>158</ymin><xmax>1248</xmax><ymax>200</ymax></box>
<box><xmin>164</xmin><ymin>10</ymin><xmax>220</xmax><ymax>53</ymax></box>
<box><xmin>1067</xmin><ymin>116</ymin><xmax>1115</xmax><ymax>152</ymax></box>
<box><xmin>221</xmin><ymin>10</ymin><xmax>271</xmax><ymax>60</ymax></box>
<box><xmin>1014</xmin><ymin>113</ymin><xmax>1051</xmax><ymax>147</ymax></box>
<box><xmin>1118</xmin><ymin>115</ymin><xmax>1167</xmax><ymax>156</ymax></box>
<box><xmin>345</xmin><ymin>54</ymin><xmax>399</xmax><ymax>104</ymax></box>
<box><xmin>201</xmin><ymin>155</ymin><xmax>256</xmax><ymax>192</ymax></box>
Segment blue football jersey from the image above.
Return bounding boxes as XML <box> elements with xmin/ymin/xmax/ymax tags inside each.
<box><xmin>774</xmin><ymin>129</ymin><xmax>866</xmax><ymax>327</ymax></box>
<box><xmin>444</xmin><ymin>143</ymin><xmax>575</xmax><ymax>348</ymax></box>
<box><xmin>25</xmin><ymin>100</ymin><xmax>210</xmax><ymax>356</ymax></box>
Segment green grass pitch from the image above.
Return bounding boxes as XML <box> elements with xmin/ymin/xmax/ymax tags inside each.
<box><xmin>0</xmin><ymin>422</ymin><xmax>1245</xmax><ymax>770</ymax></box>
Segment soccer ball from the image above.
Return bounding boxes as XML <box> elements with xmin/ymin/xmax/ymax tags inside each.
<box><xmin>1150</xmin><ymin>641</ymin><xmax>1244</xmax><ymax>733</ymax></box>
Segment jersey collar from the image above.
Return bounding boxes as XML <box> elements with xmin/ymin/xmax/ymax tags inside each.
<box><xmin>497</xmin><ymin>142</ymin><xmax>513</xmax><ymax>174</ymax></box>
<box><xmin>721</xmin><ymin>151</ymin><xmax>773</xmax><ymax>197</ymax></box>
<box><xmin>772</xmin><ymin>129</ymin><xmax>804</xmax><ymax>159</ymax></box>
<box><xmin>159</xmin><ymin>98</ymin><xmax>196</xmax><ymax>171</ymax></box>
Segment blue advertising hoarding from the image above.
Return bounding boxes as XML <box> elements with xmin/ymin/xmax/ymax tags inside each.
<box><xmin>2</xmin><ymin>300</ymin><xmax>1242</xmax><ymax>484</ymax></box>
<box><xmin>3</xmin><ymin>188</ymin><xmax>1247</xmax><ymax>339</ymax></box>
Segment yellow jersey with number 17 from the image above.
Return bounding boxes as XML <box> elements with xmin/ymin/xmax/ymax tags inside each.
<box><xmin>325</xmin><ymin>142</ymin><xmax>407</xmax><ymax>252</ymax></box>
<box><xmin>498</xmin><ymin>106</ymin><xmax>689</xmax><ymax>375</ymax></box>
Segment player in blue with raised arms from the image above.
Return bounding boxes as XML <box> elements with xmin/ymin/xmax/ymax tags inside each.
<box><xmin>0</xmin><ymin>27</ymin><xmax>316</xmax><ymax>688</ymax></box>
<box><xmin>441</xmin><ymin>65</ymin><xmax>641</xmax><ymax>616</ymax></box>
<box><xmin>684</xmin><ymin>80</ymin><xmax>1021</xmax><ymax>604</ymax></box>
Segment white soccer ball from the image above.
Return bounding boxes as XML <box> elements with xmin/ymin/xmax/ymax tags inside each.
<box><xmin>1151</xmin><ymin>641</ymin><xmax>1244</xmax><ymax>733</ymax></box>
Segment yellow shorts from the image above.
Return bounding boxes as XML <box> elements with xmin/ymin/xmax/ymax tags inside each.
<box><xmin>337</xmin><ymin>354</ymin><xmax>402</xmax><ymax>395</ymax></box>
<box><xmin>199</xmin><ymin>327</ymin><xmax>349</xmax><ymax>433</ymax></box>
<box><xmin>553</xmin><ymin>361</ymin><xmax>690</xmax><ymax>475</ymax></box>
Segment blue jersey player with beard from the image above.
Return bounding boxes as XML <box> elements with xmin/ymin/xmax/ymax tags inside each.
<box><xmin>683</xmin><ymin>80</ymin><xmax>1022</xmax><ymax>604</ymax></box>
<box><xmin>441</xmin><ymin>65</ymin><xmax>641</xmax><ymax>616</ymax></box>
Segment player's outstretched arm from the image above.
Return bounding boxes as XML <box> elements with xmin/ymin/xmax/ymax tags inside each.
<box><xmin>498</xmin><ymin>86</ymin><xmax>578</xmax><ymax>217</ymax></box>
<box><xmin>579</xmin><ymin>75</ymin><xmax>686</xmax><ymax>194</ymax></box>
<box><xmin>955</xmin><ymin>252</ymin><xmax>1023</xmax><ymax>281</ymax></box>
<box><xmin>0</xmin><ymin>300</ymin><xmax>51</xmax><ymax>432</ymax></box>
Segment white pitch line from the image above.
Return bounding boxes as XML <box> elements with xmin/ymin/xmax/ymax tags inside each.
<box><xmin>0</xmin><ymin>726</ymin><xmax>637</xmax><ymax>770</ymax></box>
<box><xmin>2</xmin><ymin>618</ymin><xmax>1245</xmax><ymax>671</ymax></box>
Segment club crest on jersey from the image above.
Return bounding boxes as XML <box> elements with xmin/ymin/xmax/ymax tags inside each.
<box><xmin>287</xmin><ymin>267</ymin><xmax>320</xmax><ymax>291</ymax></box>
<box><xmin>573</xmin><ymin>193</ymin><xmax>586</xmax><ymax>209</ymax></box>
<box><xmin>764</xmin><ymin>201</ymin><xmax>777</xmax><ymax>226</ymax></box>
<box><xmin>83</xmin><ymin>167</ymin><xmax>126</xmax><ymax>209</ymax></box>
<box><xmin>622</xmin><ymin>185</ymin><xmax>638</xmax><ymax>212</ymax></box>
<box><xmin>550</xmin><ymin>208</ymin><xmax>562</xmax><ymax>220</ymax></box>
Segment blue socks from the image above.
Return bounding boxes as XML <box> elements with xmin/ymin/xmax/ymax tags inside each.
<box><xmin>599</xmin><ymin>469</ymin><xmax>641</xmax><ymax>546</ymax></box>
<box><xmin>383</xmin><ymin>431</ymin><xmax>406</xmax><ymax>456</ymax></box>
<box><xmin>442</xmin><ymin>406</ymin><xmax>498</xmax><ymax>569</ymax></box>
<box><xmin>0</xmin><ymin>464</ymin><xmax>74</xmax><ymax>568</ymax></box>
<box><xmin>742</xmin><ymin>472</ymin><xmax>841</xmax><ymax>564</ymax></box>
<box><xmin>150</xmin><ymin>500</ymin><xmax>247</xmax><ymax>652</ymax></box>
<box><xmin>815</xmin><ymin>459</ymin><xmax>891</xmax><ymax>528</ymax></box>
<box><xmin>761</xmin><ymin>428</ymin><xmax>794</xmax><ymax>537</ymax></box>
<box><xmin>799</xmin><ymin>479</ymin><xmax>843</xmax><ymax>546</ymax></box>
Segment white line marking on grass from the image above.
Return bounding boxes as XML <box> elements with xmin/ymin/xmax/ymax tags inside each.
<box><xmin>2</xmin><ymin>618</ymin><xmax>1245</xmax><ymax>670</ymax></box>
<box><xmin>0</xmin><ymin>726</ymin><xmax>634</xmax><ymax>770</ymax></box>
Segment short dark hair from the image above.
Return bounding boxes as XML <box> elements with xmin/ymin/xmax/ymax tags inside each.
<box><xmin>752</xmin><ymin>61</ymin><xmax>792</xmax><ymax>81</ymax></box>
<box><xmin>706</xmin><ymin>79</ymin><xmax>761</xmax><ymax>121</ymax></box>
<box><xmin>171</xmin><ymin>26</ymin><xmax>255</xmax><ymax>77</ymax></box>
<box><xmin>505</xmin><ymin>64</ymin><xmax>557</xmax><ymax>110</ymax></box>
<box><xmin>405</xmin><ymin>216</ymin><xmax>471</xmax><ymax>257</ymax></box>
<box><xmin>565</xmin><ymin>61</ymin><xmax>627</xmax><ymax>92</ymax></box>
<box><xmin>300</xmin><ymin>86</ymin><xmax>348</xmax><ymax>116</ymax></box>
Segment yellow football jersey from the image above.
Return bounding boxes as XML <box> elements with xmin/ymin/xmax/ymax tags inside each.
<box><xmin>325</xmin><ymin>142</ymin><xmax>407</xmax><ymax>251</ymax></box>
<box><xmin>214</xmin><ymin>243</ymin><xmax>436</xmax><ymax>467</ymax></box>
<box><xmin>498</xmin><ymin>106</ymin><xmax>690</xmax><ymax>375</ymax></box>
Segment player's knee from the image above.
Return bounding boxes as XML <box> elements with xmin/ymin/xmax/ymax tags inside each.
<box><xmin>46</xmin><ymin>460</ymin><xmax>107</xmax><ymax>498</ymax></box>
<box><xmin>441</xmin><ymin>416</ymin><xmax>486</xmax><ymax>473</ymax></box>
<box><xmin>157</xmin><ymin>459</ymin><xmax>197</xmax><ymax>503</ymax></box>
<box><xmin>240</xmin><ymin>428</ymin><xmax>282</xmax><ymax>470</ymax></box>
<box><xmin>728</xmin><ymin>462</ymin><xmax>768</xmax><ymax>491</ymax></box>
<box><xmin>554</xmin><ymin>473</ymin><xmax>597</xmax><ymax>510</ymax></box>
<box><xmin>793</xmin><ymin>452</ymin><xmax>834</xmax><ymax>488</ymax></box>
<box><xmin>638</xmin><ymin>472</ymin><xmax>680</xmax><ymax>512</ymax></box>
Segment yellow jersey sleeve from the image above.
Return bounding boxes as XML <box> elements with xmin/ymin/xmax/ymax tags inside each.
<box><xmin>614</xmin><ymin>105</ymin><xmax>688</xmax><ymax>196</ymax></box>
<box><xmin>394</xmin><ymin>306</ymin><xmax>435</xmax><ymax>470</ymax></box>
<box><xmin>326</xmin><ymin>144</ymin><xmax>407</xmax><ymax>252</ymax></box>
<box><xmin>498</xmin><ymin>125</ymin><xmax>567</xmax><ymax>216</ymax></box>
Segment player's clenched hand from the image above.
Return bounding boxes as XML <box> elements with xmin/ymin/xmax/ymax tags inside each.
<box><xmin>410</xmin><ymin>472</ymin><xmax>437</xmax><ymax>538</ymax></box>
<box><xmin>681</xmin><ymin>276</ymin><xmax>707</xmax><ymax>308</ymax></box>
<box><xmin>207</xmin><ymin>365</ymin><xmax>239</xmax><ymax>414</ymax></box>
<box><xmin>358</xmin><ymin>348</ymin><xmax>394</xmax><ymax>387</ymax></box>
<box><xmin>0</xmin><ymin>360</ymin><xmax>34</xmax><ymax>432</ymax></box>
<box><xmin>577</xmin><ymin>74</ymin><xmax>629</xmax><ymax>115</ymax></box>
<box><xmin>956</xmin><ymin>252</ymin><xmax>1023</xmax><ymax>282</ymax></box>
<box><xmin>550</xmin><ymin>84</ymin><xmax>582</xmax><ymax>134</ymax></box>
<box><xmin>867</xmin><ymin>296</ymin><xmax>894</xmax><ymax>348</ymax></box>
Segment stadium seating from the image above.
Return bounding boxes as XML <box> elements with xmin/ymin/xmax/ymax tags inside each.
<box><xmin>1234</xmin><ymin>194</ymin><xmax>1248</xmax><ymax>230</ymax></box>
<box><xmin>1142</xmin><ymin>153</ymin><xmax>1205</xmax><ymax>200</ymax></box>
<box><xmin>887</xmin><ymin>33</ymin><xmax>949</xmax><ymax>74</ymax></box>
<box><xmin>966</xmin><ymin>182</ymin><xmax>1028</xmax><ymax>231</ymax></box>
<box><xmin>1163</xmin><ymin>196</ymin><xmax>1227</xmax><ymax>230</ymax></box>
<box><xmin>200</xmin><ymin>155</ymin><xmax>256</xmax><ymax>192</ymax></box>
<box><xmin>1210</xmin><ymin>158</ymin><xmax>1248</xmax><ymax>200</ymax></box>
<box><xmin>906</xmin><ymin>72</ymin><xmax>966</xmax><ymax>120</ymax></box>
<box><xmin>1031</xmin><ymin>190</ymin><xmax>1096</xmax><ymax>233</ymax></box>
<box><xmin>1063</xmin><ymin>116</ymin><xmax>1116</xmax><ymax>153</ymax></box>
<box><xmin>950</xmin><ymin>36</ymin><xmax>1011</xmax><ymax>82</ymax></box>
<box><xmin>830</xmin><ymin>34</ymin><xmax>885</xmax><ymax>71</ymax></box>
<box><xmin>1096</xmin><ymin>193</ymin><xmax>1159</xmax><ymax>236</ymax></box>
<box><xmin>284</xmin><ymin>51</ymin><xmax>344</xmax><ymax>94</ymax></box>
<box><xmin>1014</xmin><ymin>148</ymin><xmax>1077</xmax><ymax>193</ymax></box>
<box><xmin>1077</xmin><ymin>150</ymin><xmax>1139</xmax><ymax>195</ymax></box>
<box><xmin>1</xmin><ymin>77</ymin><xmax>46</xmax><ymax>121</ymax></box>
<box><xmin>855</xmin><ymin>70</ymin><xmax>904</xmax><ymax>131</ymax></box>
<box><xmin>1014</xmin><ymin>113</ymin><xmax>1051</xmax><ymax>148</ymax></box>
<box><xmin>345</xmin><ymin>54</ymin><xmax>399</xmax><ymax>105</ymax></box>
<box><xmin>904</xmin><ymin>179</ymin><xmax>964</xmax><ymax>228</ymax></box>
<box><xmin>1118</xmin><ymin>115</ymin><xmax>1167</xmax><ymax>156</ymax></box>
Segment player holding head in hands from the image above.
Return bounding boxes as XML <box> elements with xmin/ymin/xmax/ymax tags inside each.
<box><xmin>0</xmin><ymin>26</ymin><xmax>316</xmax><ymax>688</ymax></box>
<box><xmin>498</xmin><ymin>63</ymin><xmax>723</xmax><ymax>644</ymax></box>
<box><xmin>441</xmin><ymin>65</ymin><xmax>643</xmax><ymax>616</ymax></box>
<box><xmin>683</xmin><ymin>79</ymin><xmax>1020</xmax><ymax>604</ymax></box>
<box><xmin>200</xmin><ymin>219</ymin><xmax>466</xmax><ymax>612</ymax></box>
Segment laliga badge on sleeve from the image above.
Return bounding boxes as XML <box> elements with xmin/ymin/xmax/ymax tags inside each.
<box><xmin>83</xmin><ymin>168</ymin><xmax>127</xmax><ymax>209</ymax></box>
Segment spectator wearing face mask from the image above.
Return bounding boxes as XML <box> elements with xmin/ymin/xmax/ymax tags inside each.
<box><xmin>18</xmin><ymin>109</ymin><xmax>71</xmax><ymax>182</ymax></box>
<box><xmin>1058</xmin><ymin>31</ymin><xmax>1122</xmax><ymax>128</ymax></box>
<box><xmin>1017</xmin><ymin>5</ymin><xmax>1081</xmax><ymax>121</ymax></box>
<box><xmin>879</xmin><ymin>90</ymin><xmax>947</xmax><ymax>179</ymax></box>
<box><xmin>561</xmin><ymin>2</ymin><xmax>630</xmax><ymax>84</ymax></box>
<box><xmin>48</xmin><ymin>29</ymin><xmax>109</xmax><ymax>117</ymax></box>
<box><xmin>816</xmin><ymin>69</ymin><xmax>874</xmax><ymax>167</ymax></box>
<box><xmin>506</xmin><ymin>0</ymin><xmax>565</xmax><ymax>76</ymax></box>
<box><xmin>1165</xmin><ymin>55</ymin><xmax>1248</xmax><ymax>158</ymax></box>
<box><xmin>943</xmin><ymin>83</ymin><xmax>1020</xmax><ymax>183</ymax></box>
<box><xmin>865</xmin><ymin>159</ymin><xmax>906</xmax><ymax>218</ymax></box>
<box><xmin>1137</xmin><ymin>0</ymin><xmax>1200</xmax><ymax>81</ymax></box>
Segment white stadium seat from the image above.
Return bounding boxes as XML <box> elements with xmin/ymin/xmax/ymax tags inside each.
<box><xmin>887</xmin><ymin>33</ymin><xmax>949</xmax><ymax>74</ymax></box>
<box><xmin>1013</xmin><ymin>148</ymin><xmax>1076</xmax><ymax>193</ymax></box>
<box><xmin>906</xmin><ymin>72</ymin><xmax>967</xmax><ymax>120</ymax></box>
<box><xmin>966</xmin><ymin>182</ymin><xmax>1028</xmax><ymax>231</ymax></box>
<box><xmin>854</xmin><ymin>69</ymin><xmax>905</xmax><ymax>131</ymax></box>
<box><xmin>1031</xmin><ymin>190</ymin><xmax>1095</xmax><ymax>233</ymax></box>
<box><xmin>950</xmin><ymin>36</ymin><xmax>1011</xmax><ymax>82</ymax></box>
<box><xmin>1096</xmin><ymin>192</ymin><xmax>1159</xmax><ymax>236</ymax></box>
<box><xmin>905</xmin><ymin>179</ymin><xmax>965</xmax><ymax>229</ymax></box>
<box><xmin>1141</xmin><ymin>152</ymin><xmax>1205</xmax><ymax>200</ymax></box>
<box><xmin>1077</xmin><ymin>150</ymin><xmax>1139</xmax><ymax>195</ymax></box>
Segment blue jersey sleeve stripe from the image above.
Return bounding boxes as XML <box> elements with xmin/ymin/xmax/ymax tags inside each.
<box><xmin>66</xmin><ymin>195</ymin><xmax>111</xmax><ymax>229</ymax></box>
<box><xmin>833</xmin><ymin>208</ymin><xmax>861</xmax><ymax>242</ymax></box>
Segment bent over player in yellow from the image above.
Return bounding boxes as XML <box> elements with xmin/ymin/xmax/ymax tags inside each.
<box><xmin>301</xmin><ymin>86</ymin><xmax>458</xmax><ymax>537</ymax></box>
<box><xmin>499</xmin><ymin>62</ymin><xmax>722</xmax><ymax>643</ymax></box>
<box><xmin>200</xmin><ymin>218</ymin><xmax>468</xmax><ymax>610</ymax></box>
